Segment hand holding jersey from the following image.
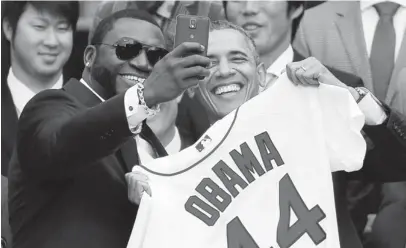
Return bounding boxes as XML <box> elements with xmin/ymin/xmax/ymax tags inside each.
<box><xmin>285</xmin><ymin>57</ymin><xmax>361</xmax><ymax>102</ymax></box>
<box><xmin>127</xmin><ymin>72</ymin><xmax>366</xmax><ymax>248</ymax></box>
<box><xmin>126</xmin><ymin>21</ymin><xmax>366</xmax><ymax>247</ymax></box>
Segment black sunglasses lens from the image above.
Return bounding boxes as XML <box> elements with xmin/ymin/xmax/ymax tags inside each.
<box><xmin>115</xmin><ymin>42</ymin><xmax>142</xmax><ymax>60</ymax></box>
<box><xmin>146</xmin><ymin>48</ymin><xmax>169</xmax><ymax>65</ymax></box>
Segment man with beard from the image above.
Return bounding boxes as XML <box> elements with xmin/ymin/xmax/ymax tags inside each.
<box><xmin>7</xmin><ymin>9</ymin><xmax>210</xmax><ymax>248</ymax></box>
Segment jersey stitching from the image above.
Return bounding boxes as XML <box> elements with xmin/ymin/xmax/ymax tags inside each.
<box><xmin>138</xmin><ymin>108</ymin><xmax>240</xmax><ymax>176</ymax></box>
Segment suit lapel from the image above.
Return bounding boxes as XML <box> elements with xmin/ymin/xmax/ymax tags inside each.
<box><xmin>334</xmin><ymin>2</ymin><xmax>373</xmax><ymax>91</ymax></box>
<box><xmin>386</xmin><ymin>31</ymin><xmax>406</xmax><ymax>105</ymax></box>
<box><xmin>1</xmin><ymin>82</ymin><xmax>18</xmax><ymax>161</ymax></box>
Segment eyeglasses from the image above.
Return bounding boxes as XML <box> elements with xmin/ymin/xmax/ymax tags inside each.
<box><xmin>96</xmin><ymin>38</ymin><xmax>169</xmax><ymax>66</ymax></box>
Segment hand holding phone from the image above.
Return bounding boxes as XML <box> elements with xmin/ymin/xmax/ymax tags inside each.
<box><xmin>174</xmin><ymin>15</ymin><xmax>210</xmax><ymax>56</ymax></box>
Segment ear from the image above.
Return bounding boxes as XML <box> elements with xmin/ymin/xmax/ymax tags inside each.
<box><xmin>3</xmin><ymin>18</ymin><xmax>13</xmax><ymax>42</ymax></box>
<box><xmin>289</xmin><ymin>4</ymin><xmax>304</xmax><ymax>20</ymax></box>
<box><xmin>83</xmin><ymin>45</ymin><xmax>97</xmax><ymax>68</ymax></box>
<box><xmin>256</xmin><ymin>62</ymin><xmax>267</xmax><ymax>89</ymax></box>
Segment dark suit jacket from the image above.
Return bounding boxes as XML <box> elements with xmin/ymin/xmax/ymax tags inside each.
<box><xmin>1</xmin><ymin>74</ymin><xmax>71</xmax><ymax>177</ymax></box>
<box><xmin>2</xmin><ymin>82</ymin><xmax>18</xmax><ymax>177</ymax></box>
<box><xmin>293</xmin><ymin>51</ymin><xmax>406</xmax><ymax>248</ymax></box>
<box><xmin>8</xmin><ymin>78</ymin><xmax>166</xmax><ymax>248</ymax></box>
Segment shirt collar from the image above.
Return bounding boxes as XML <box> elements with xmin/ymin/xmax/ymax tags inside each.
<box><xmin>7</xmin><ymin>67</ymin><xmax>63</xmax><ymax>117</ymax></box>
<box><xmin>266</xmin><ymin>45</ymin><xmax>294</xmax><ymax>77</ymax></box>
<box><xmin>164</xmin><ymin>127</ymin><xmax>182</xmax><ymax>155</ymax></box>
<box><xmin>360</xmin><ymin>0</ymin><xmax>406</xmax><ymax>11</ymax></box>
<box><xmin>79</xmin><ymin>78</ymin><xmax>105</xmax><ymax>102</ymax></box>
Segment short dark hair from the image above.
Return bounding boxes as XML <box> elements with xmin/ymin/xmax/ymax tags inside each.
<box><xmin>2</xmin><ymin>1</ymin><xmax>79</xmax><ymax>38</ymax></box>
<box><xmin>90</xmin><ymin>9</ymin><xmax>161</xmax><ymax>46</ymax></box>
<box><xmin>222</xmin><ymin>1</ymin><xmax>305</xmax><ymax>41</ymax></box>
<box><xmin>210</xmin><ymin>20</ymin><xmax>260</xmax><ymax>65</ymax></box>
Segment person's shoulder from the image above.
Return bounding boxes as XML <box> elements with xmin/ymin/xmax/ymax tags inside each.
<box><xmin>302</xmin><ymin>1</ymin><xmax>354</xmax><ymax>25</ymax></box>
<box><xmin>21</xmin><ymin>79</ymin><xmax>81</xmax><ymax>118</ymax></box>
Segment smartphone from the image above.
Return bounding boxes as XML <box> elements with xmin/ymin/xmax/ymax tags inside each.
<box><xmin>174</xmin><ymin>14</ymin><xmax>210</xmax><ymax>56</ymax></box>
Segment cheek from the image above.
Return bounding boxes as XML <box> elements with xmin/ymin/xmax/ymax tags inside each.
<box><xmin>13</xmin><ymin>27</ymin><xmax>39</xmax><ymax>52</ymax></box>
<box><xmin>57</xmin><ymin>32</ymin><xmax>73</xmax><ymax>54</ymax></box>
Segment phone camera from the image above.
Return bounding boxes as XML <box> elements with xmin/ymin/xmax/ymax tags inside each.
<box><xmin>190</xmin><ymin>19</ymin><xmax>197</xmax><ymax>29</ymax></box>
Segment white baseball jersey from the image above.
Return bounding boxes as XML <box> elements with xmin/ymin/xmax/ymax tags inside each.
<box><xmin>127</xmin><ymin>73</ymin><xmax>366</xmax><ymax>248</ymax></box>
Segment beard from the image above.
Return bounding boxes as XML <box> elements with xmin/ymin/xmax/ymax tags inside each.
<box><xmin>90</xmin><ymin>62</ymin><xmax>117</xmax><ymax>97</ymax></box>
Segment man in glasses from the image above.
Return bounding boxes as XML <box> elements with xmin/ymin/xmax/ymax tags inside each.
<box><xmin>7</xmin><ymin>9</ymin><xmax>210</xmax><ymax>248</ymax></box>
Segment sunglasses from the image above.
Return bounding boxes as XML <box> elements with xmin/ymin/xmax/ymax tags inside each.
<box><xmin>97</xmin><ymin>38</ymin><xmax>169</xmax><ymax>66</ymax></box>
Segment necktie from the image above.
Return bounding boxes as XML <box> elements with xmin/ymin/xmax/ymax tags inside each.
<box><xmin>369</xmin><ymin>2</ymin><xmax>400</xmax><ymax>101</ymax></box>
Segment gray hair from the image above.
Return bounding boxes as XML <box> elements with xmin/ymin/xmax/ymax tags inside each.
<box><xmin>209</xmin><ymin>20</ymin><xmax>261</xmax><ymax>65</ymax></box>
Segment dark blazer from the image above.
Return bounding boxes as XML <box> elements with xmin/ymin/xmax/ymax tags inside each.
<box><xmin>1</xmin><ymin>74</ymin><xmax>71</xmax><ymax>177</ymax></box>
<box><xmin>1</xmin><ymin>82</ymin><xmax>18</xmax><ymax>177</ymax></box>
<box><xmin>8</xmin><ymin>78</ymin><xmax>167</xmax><ymax>248</ymax></box>
<box><xmin>293</xmin><ymin>51</ymin><xmax>406</xmax><ymax>248</ymax></box>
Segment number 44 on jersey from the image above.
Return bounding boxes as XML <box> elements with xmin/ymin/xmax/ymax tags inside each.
<box><xmin>227</xmin><ymin>174</ymin><xmax>327</xmax><ymax>248</ymax></box>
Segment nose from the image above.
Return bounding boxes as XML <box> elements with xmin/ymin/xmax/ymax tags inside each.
<box><xmin>43</xmin><ymin>27</ymin><xmax>59</xmax><ymax>47</ymax></box>
<box><xmin>215</xmin><ymin>59</ymin><xmax>236</xmax><ymax>78</ymax></box>
<box><xmin>128</xmin><ymin>49</ymin><xmax>152</xmax><ymax>72</ymax></box>
<box><xmin>242</xmin><ymin>1</ymin><xmax>260</xmax><ymax>16</ymax></box>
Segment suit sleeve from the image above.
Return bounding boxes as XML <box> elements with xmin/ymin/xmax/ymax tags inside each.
<box><xmin>17</xmin><ymin>89</ymin><xmax>133</xmax><ymax>181</ymax></box>
<box><xmin>292</xmin><ymin>12</ymin><xmax>311</xmax><ymax>58</ymax></box>
<box><xmin>347</xmin><ymin>107</ymin><xmax>406</xmax><ymax>182</ymax></box>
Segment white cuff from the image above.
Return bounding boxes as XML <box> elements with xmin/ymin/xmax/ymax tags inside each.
<box><xmin>358</xmin><ymin>93</ymin><xmax>387</xmax><ymax>126</ymax></box>
<box><xmin>124</xmin><ymin>86</ymin><xmax>148</xmax><ymax>134</ymax></box>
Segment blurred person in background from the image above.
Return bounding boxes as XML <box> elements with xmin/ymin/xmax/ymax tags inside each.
<box><xmin>222</xmin><ymin>1</ymin><xmax>406</xmax><ymax>248</ymax></box>
<box><xmin>294</xmin><ymin>2</ymin><xmax>406</xmax><ymax>247</ymax></box>
<box><xmin>1</xmin><ymin>0</ymin><xmax>79</xmax><ymax>176</ymax></box>
<box><xmin>1</xmin><ymin>2</ymin><xmax>79</xmax><ymax>248</ymax></box>
<box><xmin>7</xmin><ymin>8</ymin><xmax>210</xmax><ymax>248</ymax></box>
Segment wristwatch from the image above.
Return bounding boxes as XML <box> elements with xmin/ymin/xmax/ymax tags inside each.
<box><xmin>135</xmin><ymin>82</ymin><xmax>160</xmax><ymax>117</ymax></box>
<box><xmin>354</xmin><ymin>87</ymin><xmax>368</xmax><ymax>104</ymax></box>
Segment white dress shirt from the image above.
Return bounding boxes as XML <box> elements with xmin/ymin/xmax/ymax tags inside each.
<box><xmin>266</xmin><ymin>45</ymin><xmax>294</xmax><ymax>78</ymax></box>
<box><xmin>136</xmin><ymin>127</ymin><xmax>182</xmax><ymax>164</ymax></box>
<box><xmin>361</xmin><ymin>0</ymin><xmax>406</xmax><ymax>62</ymax></box>
<box><xmin>7</xmin><ymin>68</ymin><xmax>63</xmax><ymax>118</ymax></box>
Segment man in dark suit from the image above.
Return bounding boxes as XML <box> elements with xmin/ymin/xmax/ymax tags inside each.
<box><xmin>1</xmin><ymin>2</ymin><xmax>79</xmax><ymax>247</ymax></box>
<box><xmin>8</xmin><ymin>9</ymin><xmax>210</xmax><ymax>248</ymax></box>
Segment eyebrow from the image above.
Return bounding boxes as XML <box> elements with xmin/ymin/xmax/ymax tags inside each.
<box><xmin>207</xmin><ymin>50</ymin><xmax>249</xmax><ymax>59</ymax></box>
<box><xmin>229</xmin><ymin>50</ymin><xmax>249</xmax><ymax>57</ymax></box>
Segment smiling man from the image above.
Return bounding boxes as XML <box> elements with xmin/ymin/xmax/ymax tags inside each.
<box><xmin>7</xmin><ymin>9</ymin><xmax>210</xmax><ymax>248</ymax></box>
<box><xmin>192</xmin><ymin>22</ymin><xmax>264</xmax><ymax>122</ymax></box>
<box><xmin>128</xmin><ymin>19</ymin><xmax>406</xmax><ymax>248</ymax></box>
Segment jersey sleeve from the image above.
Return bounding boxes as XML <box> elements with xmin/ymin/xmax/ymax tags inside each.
<box><xmin>318</xmin><ymin>85</ymin><xmax>366</xmax><ymax>172</ymax></box>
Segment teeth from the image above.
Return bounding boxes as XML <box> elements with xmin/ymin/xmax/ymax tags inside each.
<box><xmin>244</xmin><ymin>25</ymin><xmax>259</xmax><ymax>31</ymax></box>
<box><xmin>121</xmin><ymin>74</ymin><xmax>145</xmax><ymax>83</ymax></box>
<box><xmin>214</xmin><ymin>84</ymin><xmax>241</xmax><ymax>95</ymax></box>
